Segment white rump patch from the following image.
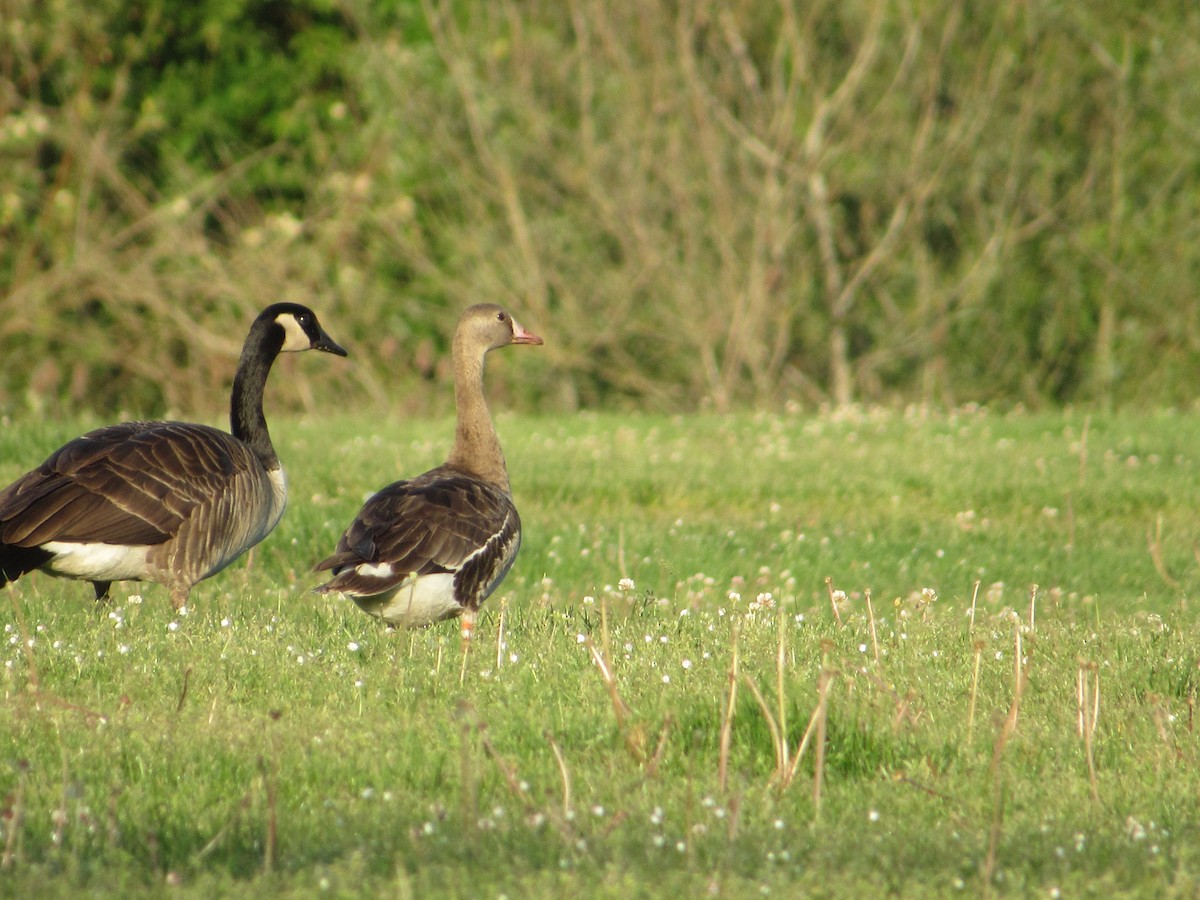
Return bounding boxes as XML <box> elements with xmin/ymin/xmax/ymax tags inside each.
<box><xmin>355</xmin><ymin>562</ymin><xmax>394</xmax><ymax>578</ymax></box>
<box><xmin>354</xmin><ymin>572</ymin><xmax>461</xmax><ymax>628</ymax></box>
<box><xmin>276</xmin><ymin>312</ymin><xmax>312</xmax><ymax>352</ymax></box>
<box><xmin>41</xmin><ymin>541</ymin><xmax>152</xmax><ymax>582</ymax></box>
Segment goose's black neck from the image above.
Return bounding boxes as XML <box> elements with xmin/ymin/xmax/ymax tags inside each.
<box><xmin>230</xmin><ymin>321</ymin><xmax>284</xmax><ymax>470</ymax></box>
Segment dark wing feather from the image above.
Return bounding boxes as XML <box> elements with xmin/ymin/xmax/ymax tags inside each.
<box><xmin>0</xmin><ymin>421</ymin><xmax>261</xmax><ymax>548</ymax></box>
<box><xmin>314</xmin><ymin>465</ymin><xmax>520</xmax><ymax>602</ymax></box>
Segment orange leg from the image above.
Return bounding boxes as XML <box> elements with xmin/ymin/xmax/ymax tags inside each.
<box><xmin>458</xmin><ymin>608</ymin><xmax>476</xmax><ymax>685</ymax></box>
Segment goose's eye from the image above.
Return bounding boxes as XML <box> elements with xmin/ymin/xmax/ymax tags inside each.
<box><xmin>497</xmin><ymin>311</ymin><xmax>507</xmax><ymax>322</ymax></box>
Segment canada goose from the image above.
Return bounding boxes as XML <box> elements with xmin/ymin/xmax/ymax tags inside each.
<box><xmin>0</xmin><ymin>303</ymin><xmax>347</xmax><ymax>608</ymax></box>
<box><xmin>314</xmin><ymin>303</ymin><xmax>541</xmax><ymax>638</ymax></box>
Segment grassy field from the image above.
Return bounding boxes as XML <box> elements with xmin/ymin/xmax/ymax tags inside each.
<box><xmin>1</xmin><ymin>408</ymin><xmax>1198</xmax><ymax>897</ymax></box>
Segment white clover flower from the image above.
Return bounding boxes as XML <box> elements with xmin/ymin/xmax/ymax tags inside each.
<box><xmin>618</xmin><ymin>577</ymin><xmax>636</xmax><ymax>592</ymax></box>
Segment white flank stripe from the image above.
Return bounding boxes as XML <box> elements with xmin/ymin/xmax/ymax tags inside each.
<box><xmin>459</xmin><ymin>511</ymin><xmax>512</xmax><ymax>569</ymax></box>
<box><xmin>41</xmin><ymin>542</ymin><xmax>152</xmax><ymax>581</ymax></box>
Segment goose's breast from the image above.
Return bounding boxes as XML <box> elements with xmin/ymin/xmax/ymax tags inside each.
<box><xmin>171</xmin><ymin>465</ymin><xmax>288</xmax><ymax>581</ymax></box>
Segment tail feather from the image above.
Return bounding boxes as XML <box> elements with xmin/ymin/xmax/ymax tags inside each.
<box><xmin>0</xmin><ymin>543</ymin><xmax>52</xmax><ymax>588</ymax></box>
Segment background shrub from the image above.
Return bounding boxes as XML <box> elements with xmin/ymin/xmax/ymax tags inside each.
<box><xmin>2</xmin><ymin>0</ymin><xmax>1199</xmax><ymax>417</ymax></box>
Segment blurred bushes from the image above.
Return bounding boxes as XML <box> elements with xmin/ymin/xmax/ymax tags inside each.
<box><xmin>1</xmin><ymin>0</ymin><xmax>1199</xmax><ymax>418</ymax></box>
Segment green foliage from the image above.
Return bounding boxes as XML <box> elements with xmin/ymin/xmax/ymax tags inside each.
<box><xmin>2</xmin><ymin>1</ymin><xmax>1200</xmax><ymax>416</ymax></box>
<box><xmin>2</xmin><ymin>409</ymin><xmax>1200</xmax><ymax>895</ymax></box>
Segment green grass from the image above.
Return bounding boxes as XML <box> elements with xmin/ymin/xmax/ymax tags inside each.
<box><xmin>2</xmin><ymin>408</ymin><xmax>1199</xmax><ymax>896</ymax></box>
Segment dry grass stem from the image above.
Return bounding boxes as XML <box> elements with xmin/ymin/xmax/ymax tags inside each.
<box><xmin>1077</xmin><ymin>662</ymin><xmax>1101</xmax><ymax>802</ymax></box>
<box><xmin>812</xmin><ymin>667</ymin><xmax>833</xmax><ymax>820</ymax></box>
<box><xmin>193</xmin><ymin>792</ymin><xmax>253</xmax><ymax>862</ymax></box>
<box><xmin>786</xmin><ymin>703</ymin><xmax>823</xmax><ymax>786</ymax></box>
<box><xmin>584</xmin><ymin>637</ymin><xmax>634</xmax><ymax>738</ymax></box>
<box><xmin>601</xmin><ymin>593</ymin><xmax>612</xmax><ymax>672</ymax></box>
<box><xmin>718</xmin><ymin>620</ymin><xmax>741</xmax><ymax>793</ymax></box>
<box><xmin>968</xmin><ymin>580</ymin><xmax>981</xmax><ymax>632</ymax></box>
<box><xmin>1147</xmin><ymin>514</ymin><xmax>1180</xmax><ymax>588</ymax></box>
<box><xmin>967</xmin><ymin>641</ymin><xmax>984</xmax><ymax>742</ymax></box>
<box><xmin>495</xmin><ymin>601</ymin><xmax>507</xmax><ymax>671</ymax></box>
<box><xmin>982</xmin><ymin>616</ymin><xmax>1031</xmax><ymax>889</ymax></box>
<box><xmin>477</xmin><ymin>723</ymin><xmax>575</xmax><ymax>843</ymax></box>
<box><xmin>776</xmin><ymin>607</ymin><xmax>789</xmax><ymax>774</ymax></box>
<box><xmin>458</xmin><ymin>629</ymin><xmax>472</xmax><ymax>687</ymax></box>
<box><xmin>545</xmin><ymin>731</ymin><xmax>573</xmax><ymax>819</ymax></box>
<box><xmin>742</xmin><ymin>675</ymin><xmax>784</xmax><ymax>783</ymax></box>
<box><xmin>585</xmin><ymin>633</ymin><xmax>652</xmax><ymax>768</ymax></box>
<box><xmin>176</xmin><ymin>666</ymin><xmax>192</xmax><ymax>714</ymax></box>
<box><xmin>865</xmin><ymin>588</ymin><xmax>880</xmax><ymax>664</ymax></box>
<box><xmin>1027</xmin><ymin>584</ymin><xmax>1039</xmax><ymax>633</ymax></box>
<box><xmin>645</xmin><ymin>718</ymin><xmax>672</xmax><ymax>780</ymax></box>
<box><xmin>825</xmin><ymin>576</ymin><xmax>843</xmax><ymax>627</ymax></box>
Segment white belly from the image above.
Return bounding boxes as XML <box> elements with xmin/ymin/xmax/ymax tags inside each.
<box><xmin>41</xmin><ymin>542</ymin><xmax>152</xmax><ymax>582</ymax></box>
<box><xmin>355</xmin><ymin>573</ymin><xmax>462</xmax><ymax>628</ymax></box>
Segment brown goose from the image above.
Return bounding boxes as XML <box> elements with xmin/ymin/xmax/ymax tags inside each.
<box><xmin>0</xmin><ymin>303</ymin><xmax>347</xmax><ymax>609</ymax></box>
<box><xmin>314</xmin><ymin>303</ymin><xmax>542</xmax><ymax>636</ymax></box>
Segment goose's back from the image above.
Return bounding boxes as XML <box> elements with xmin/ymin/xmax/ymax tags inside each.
<box><xmin>0</xmin><ymin>421</ymin><xmax>285</xmax><ymax>584</ymax></box>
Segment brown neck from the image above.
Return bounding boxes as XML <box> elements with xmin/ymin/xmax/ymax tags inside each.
<box><xmin>446</xmin><ymin>340</ymin><xmax>511</xmax><ymax>492</ymax></box>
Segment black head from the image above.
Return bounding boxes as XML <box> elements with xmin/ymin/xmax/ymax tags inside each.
<box><xmin>257</xmin><ymin>303</ymin><xmax>348</xmax><ymax>357</ymax></box>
